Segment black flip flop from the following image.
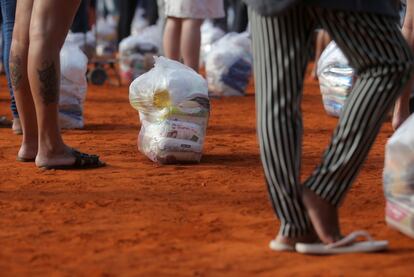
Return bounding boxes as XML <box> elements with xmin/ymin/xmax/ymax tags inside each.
<box><xmin>38</xmin><ymin>149</ymin><xmax>106</xmax><ymax>170</ymax></box>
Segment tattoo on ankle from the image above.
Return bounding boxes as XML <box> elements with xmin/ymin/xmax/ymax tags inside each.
<box><xmin>10</xmin><ymin>55</ymin><xmax>23</xmax><ymax>90</ymax></box>
<box><xmin>37</xmin><ymin>61</ymin><xmax>58</xmax><ymax>105</ymax></box>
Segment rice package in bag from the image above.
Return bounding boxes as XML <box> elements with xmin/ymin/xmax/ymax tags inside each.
<box><xmin>129</xmin><ymin>56</ymin><xmax>210</xmax><ymax>164</ymax></box>
<box><xmin>119</xmin><ymin>24</ymin><xmax>163</xmax><ymax>85</ymax></box>
<box><xmin>317</xmin><ymin>41</ymin><xmax>354</xmax><ymax>117</ymax></box>
<box><xmin>383</xmin><ymin>114</ymin><xmax>414</xmax><ymax>238</ymax></box>
<box><xmin>59</xmin><ymin>42</ymin><xmax>88</xmax><ymax>129</ymax></box>
<box><xmin>205</xmin><ymin>32</ymin><xmax>253</xmax><ymax>96</ymax></box>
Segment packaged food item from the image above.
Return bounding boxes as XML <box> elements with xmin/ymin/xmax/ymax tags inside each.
<box><xmin>130</xmin><ymin>56</ymin><xmax>210</xmax><ymax>164</ymax></box>
<box><xmin>317</xmin><ymin>41</ymin><xmax>354</xmax><ymax>117</ymax></box>
<box><xmin>205</xmin><ymin>32</ymin><xmax>252</xmax><ymax>96</ymax></box>
<box><xmin>383</xmin><ymin>114</ymin><xmax>414</xmax><ymax>238</ymax></box>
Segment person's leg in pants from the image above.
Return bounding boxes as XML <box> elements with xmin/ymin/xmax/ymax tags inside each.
<box><xmin>250</xmin><ymin>6</ymin><xmax>317</xmax><ymax>244</ymax></box>
<box><xmin>71</xmin><ymin>0</ymin><xmax>90</xmax><ymax>33</ymax></box>
<box><xmin>0</xmin><ymin>0</ymin><xmax>19</xmax><ymax>130</ymax></box>
<box><xmin>302</xmin><ymin>9</ymin><xmax>414</xmax><ymax>243</ymax></box>
<box><xmin>117</xmin><ymin>0</ymin><xmax>139</xmax><ymax>43</ymax></box>
<box><xmin>250</xmin><ymin>6</ymin><xmax>414</xmax><ymax>246</ymax></box>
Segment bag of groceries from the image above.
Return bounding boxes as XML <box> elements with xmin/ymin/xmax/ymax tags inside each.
<box><xmin>317</xmin><ymin>41</ymin><xmax>354</xmax><ymax>117</ymax></box>
<box><xmin>205</xmin><ymin>32</ymin><xmax>252</xmax><ymax>96</ymax></box>
<box><xmin>383</xmin><ymin>114</ymin><xmax>414</xmax><ymax>238</ymax></box>
<box><xmin>59</xmin><ymin>42</ymin><xmax>88</xmax><ymax>129</ymax></box>
<box><xmin>129</xmin><ymin>56</ymin><xmax>210</xmax><ymax>164</ymax></box>
<box><xmin>200</xmin><ymin>20</ymin><xmax>225</xmax><ymax>66</ymax></box>
<box><xmin>119</xmin><ymin>24</ymin><xmax>163</xmax><ymax>85</ymax></box>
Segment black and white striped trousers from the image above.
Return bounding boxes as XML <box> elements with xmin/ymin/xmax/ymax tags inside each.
<box><xmin>250</xmin><ymin>6</ymin><xmax>414</xmax><ymax>238</ymax></box>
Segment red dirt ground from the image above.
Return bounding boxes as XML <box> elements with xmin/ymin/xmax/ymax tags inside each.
<box><xmin>0</xmin><ymin>66</ymin><xmax>413</xmax><ymax>276</ymax></box>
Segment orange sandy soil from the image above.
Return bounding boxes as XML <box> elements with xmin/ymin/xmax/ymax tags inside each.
<box><xmin>0</xmin><ymin>66</ymin><xmax>413</xmax><ymax>277</ymax></box>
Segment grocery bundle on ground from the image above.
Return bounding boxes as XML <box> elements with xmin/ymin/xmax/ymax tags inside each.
<box><xmin>383</xmin><ymin>114</ymin><xmax>414</xmax><ymax>239</ymax></box>
<box><xmin>129</xmin><ymin>56</ymin><xmax>210</xmax><ymax>164</ymax></box>
<box><xmin>317</xmin><ymin>41</ymin><xmax>354</xmax><ymax>117</ymax></box>
<box><xmin>205</xmin><ymin>32</ymin><xmax>252</xmax><ymax>96</ymax></box>
<box><xmin>59</xmin><ymin>38</ymin><xmax>89</xmax><ymax>129</ymax></box>
<box><xmin>119</xmin><ymin>24</ymin><xmax>163</xmax><ymax>85</ymax></box>
<box><xmin>200</xmin><ymin>20</ymin><xmax>225</xmax><ymax>66</ymax></box>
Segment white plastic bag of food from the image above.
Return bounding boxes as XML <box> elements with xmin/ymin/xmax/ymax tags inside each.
<box><xmin>205</xmin><ymin>32</ymin><xmax>253</xmax><ymax>96</ymax></box>
<box><xmin>119</xmin><ymin>24</ymin><xmax>163</xmax><ymax>84</ymax></box>
<box><xmin>317</xmin><ymin>41</ymin><xmax>354</xmax><ymax>117</ymax></box>
<box><xmin>383</xmin><ymin>114</ymin><xmax>414</xmax><ymax>238</ymax></box>
<box><xmin>59</xmin><ymin>43</ymin><xmax>88</xmax><ymax>129</ymax></box>
<box><xmin>130</xmin><ymin>56</ymin><xmax>210</xmax><ymax>164</ymax></box>
<box><xmin>200</xmin><ymin>20</ymin><xmax>225</xmax><ymax>66</ymax></box>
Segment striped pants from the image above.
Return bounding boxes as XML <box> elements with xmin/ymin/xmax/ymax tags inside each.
<box><xmin>249</xmin><ymin>6</ymin><xmax>414</xmax><ymax>238</ymax></box>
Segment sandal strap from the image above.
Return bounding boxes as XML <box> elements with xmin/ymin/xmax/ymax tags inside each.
<box><xmin>327</xmin><ymin>230</ymin><xmax>373</xmax><ymax>249</ymax></box>
<box><xmin>72</xmin><ymin>149</ymin><xmax>103</xmax><ymax>168</ymax></box>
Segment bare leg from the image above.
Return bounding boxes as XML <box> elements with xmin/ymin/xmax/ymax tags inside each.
<box><xmin>392</xmin><ymin>0</ymin><xmax>414</xmax><ymax>130</ymax></box>
<box><xmin>392</xmin><ymin>78</ymin><xmax>413</xmax><ymax>130</ymax></box>
<box><xmin>10</xmin><ymin>0</ymin><xmax>38</xmax><ymax>160</ymax></box>
<box><xmin>163</xmin><ymin>17</ymin><xmax>182</xmax><ymax>61</ymax></box>
<box><xmin>181</xmin><ymin>18</ymin><xmax>203</xmax><ymax>71</ymax></box>
<box><xmin>302</xmin><ymin>187</ymin><xmax>342</xmax><ymax>244</ymax></box>
<box><xmin>28</xmin><ymin>0</ymin><xmax>103</xmax><ymax>168</ymax></box>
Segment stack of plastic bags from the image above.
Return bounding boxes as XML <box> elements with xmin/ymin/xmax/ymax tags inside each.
<box><xmin>200</xmin><ymin>20</ymin><xmax>225</xmax><ymax>66</ymax></box>
<box><xmin>129</xmin><ymin>57</ymin><xmax>210</xmax><ymax>164</ymax></box>
<box><xmin>59</xmin><ymin>41</ymin><xmax>88</xmax><ymax>129</ymax></box>
<box><xmin>205</xmin><ymin>32</ymin><xmax>252</xmax><ymax>96</ymax></box>
<box><xmin>317</xmin><ymin>41</ymin><xmax>354</xmax><ymax>117</ymax></box>
<box><xmin>119</xmin><ymin>24</ymin><xmax>163</xmax><ymax>85</ymax></box>
<box><xmin>383</xmin><ymin>114</ymin><xmax>414</xmax><ymax>239</ymax></box>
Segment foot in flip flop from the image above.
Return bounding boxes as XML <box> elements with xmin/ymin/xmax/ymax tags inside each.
<box><xmin>17</xmin><ymin>141</ymin><xmax>38</xmax><ymax>163</ymax></box>
<box><xmin>36</xmin><ymin>146</ymin><xmax>105</xmax><ymax>170</ymax></box>
<box><xmin>295</xmin><ymin>230</ymin><xmax>388</xmax><ymax>254</ymax></box>
<box><xmin>302</xmin><ymin>186</ymin><xmax>342</xmax><ymax>244</ymax></box>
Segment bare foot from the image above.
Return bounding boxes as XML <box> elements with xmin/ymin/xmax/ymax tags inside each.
<box><xmin>12</xmin><ymin>117</ymin><xmax>22</xmax><ymax>135</ymax></box>
<box><xmin>274</xmin><ymin>232</ymin><xmax>319</xmax><ymax>247</ymax></box>
<box><xmin>392</xmin><ymin>103</ymin><xmax>410</xmax><ymax>130</ymax></box>
<box><xmin>302</xmin><ymin>186</ymin><xmax>342</xmax><ymax>244</ymax></box>
<box><xmin>17</xmin><ymin>141</ymin><xmax>38</xmax><ymax>161</ymax></box>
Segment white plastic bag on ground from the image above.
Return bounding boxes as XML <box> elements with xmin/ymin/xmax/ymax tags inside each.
<box><xmin>119</xmin><ymin>24</ymin><xmax>163</xmax><ymax>85</ymax></box>
<box><xmin>200</xmin><ymin>20</ymin><xmax>225</xmax><ymax>66</ymax></box>
<box><xmin>65</xmin><ymin>31</ymin><xmax>96</xmax><ymax>60</ymax></box>
<box><xmin>59</xmin><ymin>43</ymin><xmax>88</xmax><ymax>129</ymax></box>
<box><xmin>317</xmin><ymin>41</ymin><xmax>354</xmax><ymax>117</ymax></box>
<box><xmin>383</xmin><ymin>114</ymin><xmax>414</xmax><ymax>238</ymax></box>
<box><xmin>205</xmin><ymin>32</ymin><xmax>252</xmax><ymax>96</ymax></box>
<box><xmin>130</xmin><ymin>56</ymin><xmax>210</xmax><ymax>164</ymax></box>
